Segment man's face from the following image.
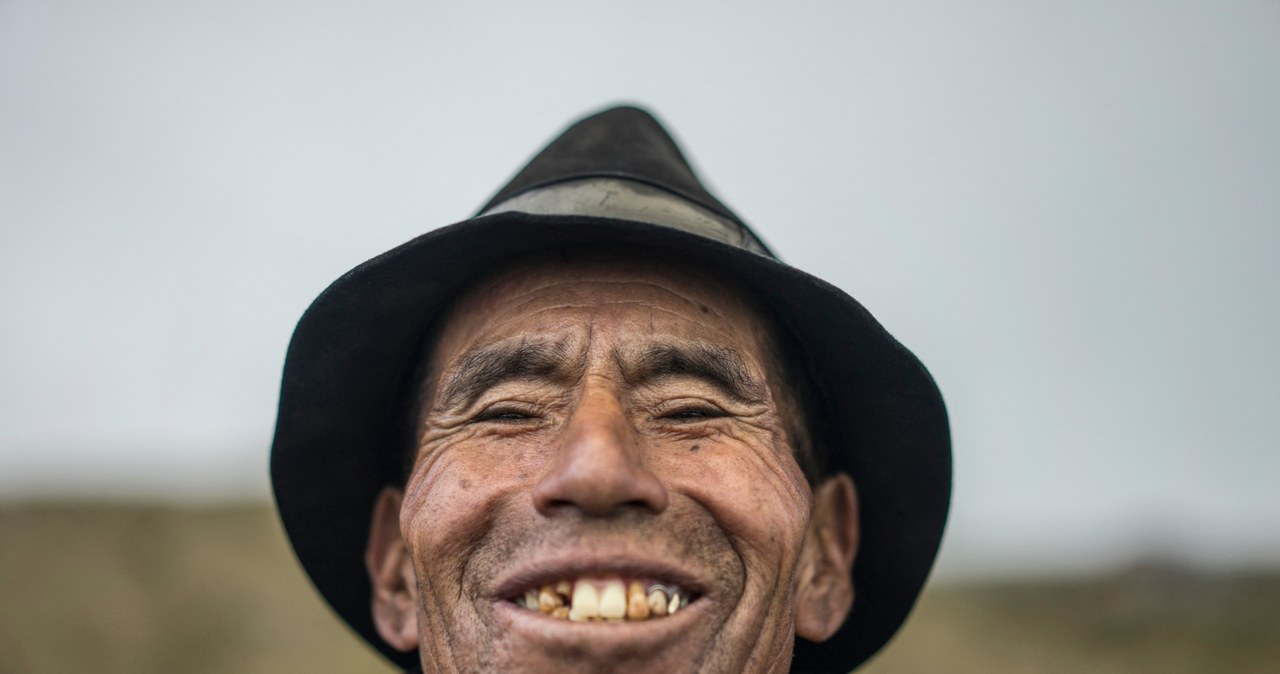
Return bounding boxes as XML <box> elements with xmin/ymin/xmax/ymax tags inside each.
<box><xmin>367</xmin><ymin>254</ymin><xmax>856</xmax><ymax>673</ymax></box>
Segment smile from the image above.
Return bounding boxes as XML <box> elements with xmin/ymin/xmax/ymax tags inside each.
<box><xmin>512</xmin><ymin>577</ymin><xmax>696</xmax><ymax>622</ymax></box>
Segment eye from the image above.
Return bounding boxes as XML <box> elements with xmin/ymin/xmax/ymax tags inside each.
<box><xmin>473</xmin><ymin>405</ymin><xmax>537</xmax><ymax>423</ymax></box>
<box><xmin>659</xmin><ymin>403</ymin><xmax>726</xmax><ymax>421</ymax></box>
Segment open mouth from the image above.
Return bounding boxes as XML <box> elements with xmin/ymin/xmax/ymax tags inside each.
<box><xmin>510</xmin><ymin>576</ymin><xmax>697</xmax><ymax>622</ymax></box>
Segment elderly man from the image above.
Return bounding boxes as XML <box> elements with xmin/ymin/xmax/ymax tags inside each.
<box><xmin>271</xmin><ymin>106</ymin><xmax>950</xmax><ymax>673</ymax></box>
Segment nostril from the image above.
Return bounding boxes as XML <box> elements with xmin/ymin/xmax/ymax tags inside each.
<box><xmin>542</xmin><ymin>497</ymin><xmax>659</xmax><ymax>515</ymax></box>
<box><xmin>532</xmin><ymin>461</ymin><xmax>669</xmax><ymax>517</ymax></box>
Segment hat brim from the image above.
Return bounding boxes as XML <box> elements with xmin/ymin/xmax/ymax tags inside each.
<box><xmin>270</xmin><ymin>211</ymin><xmax>950</xmax><ymax>673</ymax></box>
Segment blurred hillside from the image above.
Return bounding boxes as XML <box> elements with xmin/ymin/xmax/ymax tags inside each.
<box><xmin>1</xmin><ymin>503</ymin><xmax>1277</xmax><ymax>673</ymax></box>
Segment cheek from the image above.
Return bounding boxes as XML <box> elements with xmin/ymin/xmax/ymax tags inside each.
<box><xmin>670</xmin><ymin>435</ymin><xmax>812</xmax><ymax>566</ymax></box>
<box><xmin>400</xmin><ymin>426</ymin><xmax>558</xmax><ymax>555</ymax></box>
<box><xmin>400</xmin><ymin>444</ymin><xmax>520</xmax><ymax>581</ymax></box>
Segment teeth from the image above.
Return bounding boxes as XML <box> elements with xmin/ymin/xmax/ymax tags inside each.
<box><xmin>517</xmin><ymin>578</ymin><xmax>691</xmax><ymax>622</ymax></box>
<box><xmin>538</xmin><ymin>586</ymin><xmax>563</xmax><ymax>613</ymax></box>
<box><xmin>569</xmin><ymin>581</ymin><xmax>599</xmax><ymax>621</ymax></box>
<box><xmin>626</xmin><ymin>581</ymin><xmax>649</xmax><ymax>620</ymax></box>
<box><xmin>599</xmin><ymin>580</ymin><xmax>627</xmax><ymax>619</ymax></box>
<box><xmin>647</xmin><ymin>588</ymin><xmax>668</xmax><ymax>616</ymax></box>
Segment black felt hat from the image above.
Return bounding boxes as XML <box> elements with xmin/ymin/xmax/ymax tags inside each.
<box><xmin>270</xmin><ymin>105</ymin><xmax>951</xmax><ymax>673</ymax></box>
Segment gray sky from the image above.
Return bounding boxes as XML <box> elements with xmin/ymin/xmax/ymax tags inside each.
<box><xmin>2</xmin><ymin>0</ymin><xmax>1278</xmax><ymax>576</ymax></box>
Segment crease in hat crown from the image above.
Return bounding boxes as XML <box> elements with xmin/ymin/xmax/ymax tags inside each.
<box><xmin>478</xmin><ymin>105</ymin><xmax>774</xmax><ymax>256</ymax></box>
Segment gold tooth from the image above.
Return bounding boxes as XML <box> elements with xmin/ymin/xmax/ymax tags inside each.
<box><xmin>551</xmin><ymin>606</ymin><xmax>569</xmax><ymax>619</ymax></box>
<box><xmin>626</xmin><ymin>581</ymin><xmax>650</xmax><ymax>620</ymax></box>
<box><xmin>554</xmin><ymin>579</ymin><xmax>572</xmax><ymax>596</ymax></box>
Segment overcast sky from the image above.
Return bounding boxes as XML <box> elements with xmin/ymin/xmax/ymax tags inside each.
<box><xmin>2</xmin><ymin>0</ymin><xmax>1277</xmax><ymax>576</ymax></box>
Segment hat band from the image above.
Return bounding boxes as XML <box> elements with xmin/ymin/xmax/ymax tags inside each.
<box><xmin>481</xmin><ymin>177</ymin><xmax>770</xmax><ymax>255</ymax></box>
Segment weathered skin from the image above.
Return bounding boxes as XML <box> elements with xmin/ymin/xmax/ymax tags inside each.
<box><xmin>365</xmin><ymin>252</ymin><xmax>859</xmax><ymax>674</ymax></box>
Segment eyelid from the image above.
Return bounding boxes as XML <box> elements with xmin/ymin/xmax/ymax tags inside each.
<box><xmin>652</xmin><ymin>399</ymin><xmax>728</xmax><ymax>420</ymax></box>
<box><xmin>471</xmin><ymin>401</ymin><xmax>541</xmax><ymax>423</ymax></box>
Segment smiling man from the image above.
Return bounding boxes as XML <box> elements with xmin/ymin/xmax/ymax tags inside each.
<box><xmin>271</xmin><ymin>106</ymin><xmax>951</xmax><ymax>673</ymax></box>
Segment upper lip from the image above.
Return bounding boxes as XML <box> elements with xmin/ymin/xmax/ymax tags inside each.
<box><xmin>491</xmin><ymin>551</ymin><xmax>709</xmax><ymax>600</ymax></box>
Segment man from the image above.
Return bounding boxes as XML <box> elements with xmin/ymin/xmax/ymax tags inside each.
<box><xmin>271</xmin><ymin>106</ymin><xmax>950</xmax><ymax>673</ymax></box>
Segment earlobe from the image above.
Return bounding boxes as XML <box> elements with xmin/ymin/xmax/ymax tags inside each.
<box><xmin>794</xmin><ymin>473</ymin><xmax>860</xmax><ymax>642</ymax></box>
<box><xmin>366</xmin><ymin>486</ymin><xmax>420</xmax><ymax>652</ymax></box>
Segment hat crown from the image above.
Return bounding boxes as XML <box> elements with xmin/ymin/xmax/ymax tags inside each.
<box><xmin>479</xmin><ymin>106</ymin><xmax>744</xmax><ymax>227</ymax></box>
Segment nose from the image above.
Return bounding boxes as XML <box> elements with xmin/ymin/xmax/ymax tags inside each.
<box><xmin>532</xmin><ymin>386</ymin><xmax>669</xmax><ymax>517</ymax></box>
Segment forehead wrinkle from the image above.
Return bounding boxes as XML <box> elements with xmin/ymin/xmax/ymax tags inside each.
<box><xmin>479</xmin><ymin>275</ymin><xmax>735</xmax><ymax>318</ymax></box>
<box><xmin>475</xmin><ymin>298</ymin><xmax>744</xmax><ymax>351</ymax></box>
<box><xmin>433</xmin><ymin>262</ymin><xmax>780</xmax><ymax>408</ymax></box>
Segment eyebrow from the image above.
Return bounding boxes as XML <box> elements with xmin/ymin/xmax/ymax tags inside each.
<box><xmin>433</xmin><ymin>338</ymin><xmax>574</xmax><ymax>411</ymax></box>
<box><xmin>623</xmin><ymin>342</ymin><xmax>767</xmax><ymax>404</ymax></box>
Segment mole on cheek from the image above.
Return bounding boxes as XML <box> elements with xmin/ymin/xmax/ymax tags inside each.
<box><xmin>689</xmin><ymin>444</ymin><xmax>700</xmax><ymax>453</ymax></box>
<box><xmin>459</xmin><ymin>478</ymin><xmax>471</xmax><ymax>489</ymax></box>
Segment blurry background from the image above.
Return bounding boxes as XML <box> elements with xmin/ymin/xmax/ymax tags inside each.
<box><xmin>2</xmin><ymin>0</ymin><xmax>1277</xmax><ymax>672</ymax></box>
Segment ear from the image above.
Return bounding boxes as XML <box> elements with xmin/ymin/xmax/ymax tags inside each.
<box><xmin>794</xmin><ymin>473</ymin><xmax>860</xmax><ymax>642</ymax></box>
<box><xmin>365</xmin><ymin>486</ymin><xmax>419</xmax><ymax>652</ymax></box>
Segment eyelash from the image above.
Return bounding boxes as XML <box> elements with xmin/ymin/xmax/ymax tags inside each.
<box><xmin>471</xmin><ymin>401</ymin><xmax>726</xmax><ymax>424</ymax></box>
<box><xmin>657</xmin><ymin>402</ymin><xmax>726</xmax><ymax>422</ymax></box>
<box><xmin>473</xmin><ymin>404</ymin><xmax>538</xmax><ymax>423</ymax></box>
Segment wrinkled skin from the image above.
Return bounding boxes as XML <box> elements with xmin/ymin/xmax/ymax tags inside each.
<box><xmin>366</xmin><ymin>252</ymin><xmax>859</xmax><ymax>673</ymax></box>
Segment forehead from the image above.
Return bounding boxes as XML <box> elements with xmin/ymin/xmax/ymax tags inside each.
<box><xmin>428</xmin><ymin>251</ymin><xmax>777</xmax><ymax>374</ymax></box>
